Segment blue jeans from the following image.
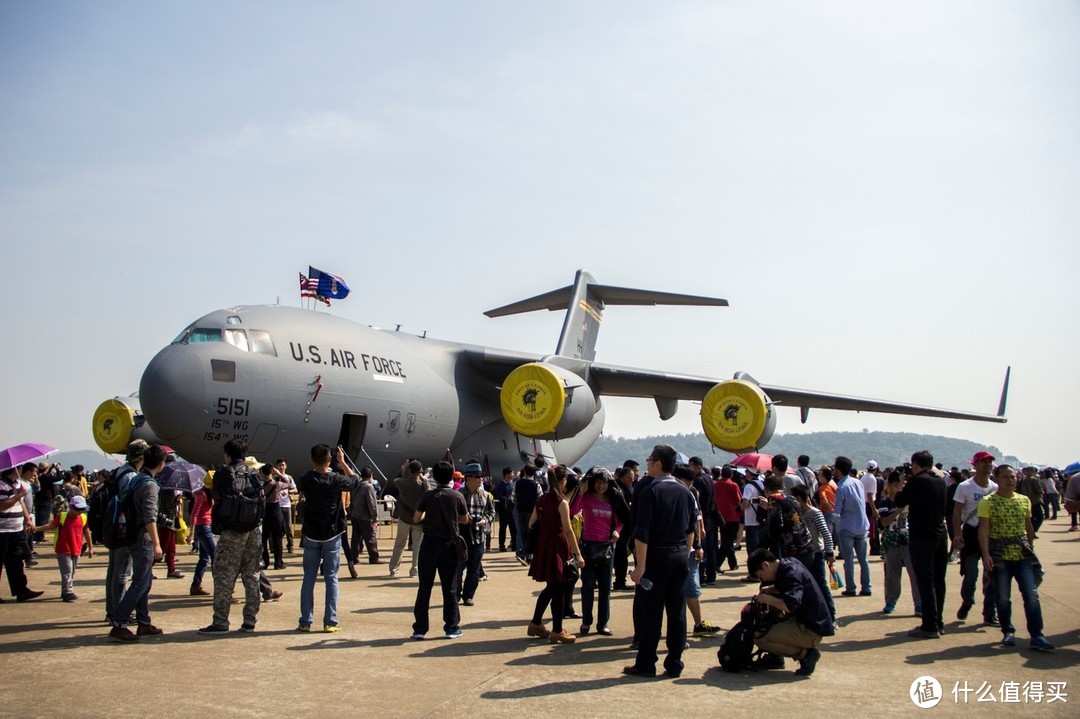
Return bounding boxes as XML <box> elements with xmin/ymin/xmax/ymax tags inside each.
<box><xmin>744</xmin><ymin>524</ymin><xmax>766</xmax><ymax>555</ymax></box>
<box><xmin>580</xmin><ymin>552</ymin><xmax>613</xmax><ymax>630</ymax></box>
<box><xmin>300</xmin><ymin>534</ymin><xmax>341</xmax><ymax>627</ymax></box>
<box><xmin>456</xmin><ymin>541</ymin><xmax>484</xmax><ymax>601</ymax></box>
<box><xmin>514</xmin><ymin>512</ymin><xmax>531</xmax><ymax>556</ymax></box>
<box><xmin>823</xmin><ymin>512</ymin><xmax>839</xmax><ymax>548</ymax></box>
<box><xmin>105</xmin><ymin>544</ymin><xmax>132</xmax><ymax>623</ymax></box>
<box><xmin>993</xmin><ymin>559</ymin><xmax>1044</xmax><ymax>638</ymax></box>
<box><xmin>838</xmin><ymin>529</ymin><xmax>871</xmax><ymax>593</ymax></box>
<box><xmin>193</xmin><ymin>524</ymin><xmax>216</xmax><ymax>586</ymax></box>
<box><xmin>114</xmin><ymin>534</ymin><xmax>154</xmax><ymax>628</ymax></box>
<box><xmin>960</xmin><ymin>525</ymin><xmax>996</xmax><ymax>618</ymax></box>
<box><xmin>809</xmin><ymin>551</ymin><xmax>836</xmax><ymax>620</ymax></box>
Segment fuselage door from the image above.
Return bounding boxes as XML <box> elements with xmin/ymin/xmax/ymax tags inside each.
<box><xmin>337</xmin><ymin>413</ymin><xmax>368</xmax><ymax>465</ymax></box>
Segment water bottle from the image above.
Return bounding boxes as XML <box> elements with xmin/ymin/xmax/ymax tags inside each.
<box><xmin>639</xmin><ymin>577</ymin><xmax>653</xmax><ymax>591</ymax></box>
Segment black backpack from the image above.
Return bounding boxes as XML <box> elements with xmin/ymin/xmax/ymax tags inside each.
<box><xmin>101</xmin><ymin>469</ymin><xmax>151</xmax><ymax>550</ymax></box>
<box><xmin>212</xmin><ymin>464</ymin><xmax>265</xmax><ymax>532</ymax></box>
<box><xmin>718</xmin><ymin>600</ymin><xmax>781</xmax><ymax>672</ymax></box>
<box><xmin>768</xmin><ymin>494</ymin><xmax>815</xmax><ymax>559</ymax></box>
<box><xmin>749</xmin><ymin>479</ymin><xmax>768</xmax><ymax>523</ymax></box>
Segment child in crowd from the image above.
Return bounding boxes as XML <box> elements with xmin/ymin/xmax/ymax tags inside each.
<box><xmin>51</xmin><ymin>494</ymin><xmax>93</xmax><ymax>601</ymax></box>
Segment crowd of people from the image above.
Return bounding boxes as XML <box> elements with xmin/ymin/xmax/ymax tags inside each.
<box><xmin>2</xmin><ymin>439</ymin><xmax>1076</xmax><ymax>678</ymax></box>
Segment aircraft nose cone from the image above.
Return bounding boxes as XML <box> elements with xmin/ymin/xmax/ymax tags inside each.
<box><xmin>139</xmin><ymin>345</ymin><xmax>206</xmax><ymax>441</ymax></box>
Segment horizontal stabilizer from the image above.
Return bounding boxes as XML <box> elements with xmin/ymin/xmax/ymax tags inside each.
<box><xmin>484</xmin><ymin>282</ymin><xmax>728</xmax><ymax>317</ymax></box>
<box><xmin>485</xmin><ymin>270</ymin><xmax>728</xmax><ymax>362</ymax></box>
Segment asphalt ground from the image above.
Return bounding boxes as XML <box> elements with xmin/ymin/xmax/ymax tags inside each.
<box><xmin>2</xmin><ymin>520</ymin><xmax>1077</xmax><ymax>718</ymax></box>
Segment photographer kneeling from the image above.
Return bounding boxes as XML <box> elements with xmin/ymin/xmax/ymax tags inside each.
<box><xmin>747</xmin><ymin>548</ymin><xmax>835</xmax><ymax>676</ymax></box>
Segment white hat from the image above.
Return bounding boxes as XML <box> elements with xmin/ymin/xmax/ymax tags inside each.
<box><xmin>866</xmin><ymin>460</ymin><xmax>879</xmax><ymax>470</ymax></box>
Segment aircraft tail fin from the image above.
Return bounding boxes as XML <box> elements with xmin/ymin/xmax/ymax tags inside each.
<box><xmin>484</xmin><ymin>270</ymin><xmax>728</xmax><ymax>361</ymax></box>
<box><xmin>997</xmin><ymin>366</ymin><xmax>1010</xmax><ymax>418</ymax></box>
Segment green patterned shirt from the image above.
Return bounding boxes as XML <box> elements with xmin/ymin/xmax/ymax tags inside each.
<box><xmin>976</xmin><ymin>493</ymin><xmax>1031</xmax><ymax>561</ymax></box>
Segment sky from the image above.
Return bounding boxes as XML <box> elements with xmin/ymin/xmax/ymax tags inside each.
<box><xmin>1</xmin><ymin>1</ymin><xmax>1078</xmax><ymax>467</ymax></box>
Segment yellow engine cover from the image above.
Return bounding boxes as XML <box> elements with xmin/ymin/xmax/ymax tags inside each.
<box><xmin>701</xmin><ymin>379</ymin><xmax>774</xmax><ymax>453</ymax></box>
<box><xmin>500</xmin><ymin>363</ymin><xmax>568</xmax><ymax>437</ymax></box>
<box><xmin>92</xmin><ymin>398</ymin><xmax>136</xmax><ymax>454</ymax></box>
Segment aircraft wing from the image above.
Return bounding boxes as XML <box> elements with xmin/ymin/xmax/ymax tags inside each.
<box><xmin>588</xmin><ymin>362</ymin><xmax>1009</xmax><ymax>424</ymax></box>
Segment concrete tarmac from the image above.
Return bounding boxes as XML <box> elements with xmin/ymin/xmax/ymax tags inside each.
<box><xmin>3</xmin><ymin>521</ymin><xmax>1077</xmax><ymax>718</ymax></box>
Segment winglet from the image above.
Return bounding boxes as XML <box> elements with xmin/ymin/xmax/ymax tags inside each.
<box><xmin>997</xmin><ymin>366</ymin><xmax>1010</xmax><ymax>418</ymax></box>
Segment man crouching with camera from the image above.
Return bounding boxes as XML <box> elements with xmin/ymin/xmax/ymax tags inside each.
<box><xmin>747</xmin><ymin>547</ymin><xmax>835</xmax><ymax>676</ymax></box>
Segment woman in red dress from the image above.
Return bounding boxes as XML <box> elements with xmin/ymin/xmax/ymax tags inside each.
<box><xmin>527</xmin><ymin>470</ymin><xmax>584</xmax><ymax>644</ymax></box>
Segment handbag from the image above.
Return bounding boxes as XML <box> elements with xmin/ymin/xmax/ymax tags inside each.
<box><xmin>452</xmin><ymin>535</ymin><xmax>468</xmax><ymax>562</ymax></box>
<box><xmin>563</xmin><ymin>557</ymin><xmax>580</xmax><ymax>584</ymax></box>
<box><xmin>581</xmin><ymin>540</ymin><xmax>613</xmax><ymax>566</ymax></box>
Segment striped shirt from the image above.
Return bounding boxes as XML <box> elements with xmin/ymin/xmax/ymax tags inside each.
<box><xmin>0</xmin><ymin>478</ymin><xmax>30</xmax><ymax>533</ymax></box>
<box><xmin>803</xmin><ymin>504</ymin><xmax>834</xmax><ymax>556</ymax></box>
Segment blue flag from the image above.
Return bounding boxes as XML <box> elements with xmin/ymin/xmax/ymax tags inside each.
<box><xmin>308</xmin><ymin>266</ymin><xmax>350</xmax><ymax>300</ymax></box>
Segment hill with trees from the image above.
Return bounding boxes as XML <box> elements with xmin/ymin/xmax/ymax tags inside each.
<box><xmin>574</xmin><ymin>430</ymin><xmax>1024</xmax><ymax>473</ymax></box>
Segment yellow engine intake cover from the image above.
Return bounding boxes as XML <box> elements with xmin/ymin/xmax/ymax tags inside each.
<box><xmin>701</xmin><ymin>379</ymin><xmax>770</xmax><ymax>452</ymax></box>
<box><xmin>92</xmin><ymin>398</ymin><xmax>136</xmax><ymax>454</ymax></box>
<box><xmin>500</xmin><ymin>363</ymin><xmax>567</xmax><ymax>437</ymax></box>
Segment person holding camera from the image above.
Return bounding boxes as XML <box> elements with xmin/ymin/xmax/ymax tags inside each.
<box><xmin>456</xmin><ymin>463</ymin><xmax>494</xmax><ymax>607</ymax></box>
<box><xmin>747</xmin><ymin>547</ymin><xmax>834</xmax><ymax>676</ymax></box>
<box><xmin>293</xmin><ymin>444</ymin><xmax>360</xmax><ymax>633</ymax></box>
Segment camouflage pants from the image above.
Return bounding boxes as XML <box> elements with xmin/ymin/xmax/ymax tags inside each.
<box><xmin>212</xmin><ymin>528</ymin><xmax>262</xmax><ymax>628</ymax></box>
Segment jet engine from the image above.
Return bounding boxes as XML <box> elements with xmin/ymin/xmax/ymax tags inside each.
<box><xmin>500</xmin><ymin>362</ymin><xmax>597</xmax><ymax>440</ymax></box>
<box><xmin>700</xmin><ymin>378</ymin><xmax>776</xmax><ymax>453</ymax></box>
<box><xmin>92</xmin><ymin>395</ymin><xmax>165</xmax><ymax>454</ymax></box>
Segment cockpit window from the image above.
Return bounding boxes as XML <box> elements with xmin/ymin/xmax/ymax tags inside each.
<box><xmin>171</xmin><ymin>324</ymin><xmax>275</xmax><ymax>356</ymax></box>
<box><xmin>187</xmin><ymin>328</ymin><xmax>223</xmax><ymax>343</ymax></box>
<box><xmin>224</xmin><ymin>329</ymin><xmax>249</xmax><ymax>352</ymax></box>
<box><xmin>249</xmin><ymin>330</ymin><xmax>277</xmax><ymax>356</ymax></box>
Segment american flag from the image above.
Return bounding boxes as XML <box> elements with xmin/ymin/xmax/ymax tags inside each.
<box><xmin>308</xmin><ymin>266</ymin><xmax>351</xmax><ymax>300</ymax></box>
<box><xmin>299</xmin><ymin>273</ymin><xmax>331</xmax><ymax>306</ymax></box>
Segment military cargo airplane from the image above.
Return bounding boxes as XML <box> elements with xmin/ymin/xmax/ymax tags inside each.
<box><xmin>93</xmin><ymin>270</ymin><xmax>1008</xmax><ymax>476</ymax></box>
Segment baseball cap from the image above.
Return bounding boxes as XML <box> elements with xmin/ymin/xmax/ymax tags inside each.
<box><xmin>866</xmin><ymin>460</ymin><xmax>878</xmax><ymax>470</ymax></box>
<box><xmin>70</xmin><ymin>495</ymin><xmax>89</xmax><ymax>511</ymax></box>
<box><xmin>970</xmin><ymin>451</ymin><xmax>996</xmax><ymax>465</ymax></box>
<box><xmin>452</xmin><ymin>471</ymin><xmax>464</xmax><ymax>480</ymax></box>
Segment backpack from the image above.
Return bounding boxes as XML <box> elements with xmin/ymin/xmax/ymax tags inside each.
<box><xmin>86</xmin><ymin>472</ymin><xmax>113</xmax><ymax>535</ymax></box>
<box><xmin>768</xmin><ymin>494</ymin><xmax>815</xmax><ymax>559</ymax></box>
<box><xmin>101</xmin><ymin>469</ymin><xmax>151</xmax><ymax>550</ymax></box>
<box><xmin>750</xmin><ymin>479</ymin><xmax>768</xmax><ymax>523</ymax></box>
<box><xmin>796</xmin><ymin>467</ymin><xmax>816</xmax><ymax>497</ymax></box>
<box><xmin>718</xmin><ymin>601</ymin><xmax>780</xmax><ymax>672</ymax></box>
<box><xmin>212</xmin><ymin>463</ymin><xmax>265</xmax><ymax>532</ymax></box>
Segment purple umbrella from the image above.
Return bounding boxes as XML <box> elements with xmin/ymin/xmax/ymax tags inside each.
<box><xmin>156</xmin><ymin>460</ymin><xmax>207</xmax><ymax>493</ymax></box>
<box><xmin>0</xmin><ymin>442</ymin><xmax>57</xmax><ymax>473</ymax></box>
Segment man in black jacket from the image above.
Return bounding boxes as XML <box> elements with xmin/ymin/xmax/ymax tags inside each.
<box><xmin>689</xmin><ymin>457</ymin><xmax>719</xmax><ymax>585</ymax></box>
<box><xmin>896</xmin><ymin>450</ymin><xmax>949</xmax><ymax>639</ymax></box>
<box><xmin>748</xmin><ymin>548</ymin><xmax>834</xmax><ymax>676</ymax></box>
